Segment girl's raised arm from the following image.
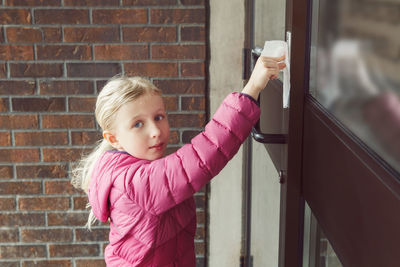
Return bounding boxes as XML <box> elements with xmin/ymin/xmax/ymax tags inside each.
<box><xmin>123</xmin><ymin>56</ymin><xmax>286</xmax><ymax>215</ymax></box>
<box><xmin>125</xmin><ymin>92</ymin><xmax>260</xmax><ymax>215</ymax></box>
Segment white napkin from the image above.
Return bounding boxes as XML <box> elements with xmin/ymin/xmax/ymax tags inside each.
<box><xmin>261</xmin><ymin>40</ymin><xmax>290</xmax><ymax>108</ymax></box>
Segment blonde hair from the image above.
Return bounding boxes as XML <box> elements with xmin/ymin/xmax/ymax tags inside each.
<box><xmin>71</xmin><ymin>75</ymin><xmax>162</xmax><ymax>229</ymax></box>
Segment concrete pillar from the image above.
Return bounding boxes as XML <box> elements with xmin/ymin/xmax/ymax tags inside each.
<box><xmin>208</xmin><ymin>0</ymin><xmax>245</xmax><ymax>266</ymax></box>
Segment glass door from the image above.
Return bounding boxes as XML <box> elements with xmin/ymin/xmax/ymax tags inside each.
<box><xmin>291</xmin><ymin>0</ymin><xmax>400</xmax><ymax>266</ymax></box>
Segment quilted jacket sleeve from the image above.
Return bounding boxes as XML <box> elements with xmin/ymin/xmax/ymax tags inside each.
<box><xmin>125</xmin><ymin>92</ymin><xmax>261</xmax><ymax>215</ymax></box>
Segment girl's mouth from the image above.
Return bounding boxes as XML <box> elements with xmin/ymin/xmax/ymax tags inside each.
<box><xmin>150</xmin><ymin>143</ymin><xmax>164</xmax><ymax>150</ymax></box>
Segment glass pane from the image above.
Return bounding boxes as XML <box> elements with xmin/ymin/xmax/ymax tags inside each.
<box><xmin>303</xmin><ymin>203</ymin><xmax>343</xmax><ymax>267</ymax></box>
<box><xmin>253</xmin><ymin>0</ymin><xmax>286</xmax><ymax>47</ymax></box>
<box><xmin>309</xmin><ymin>0</ymin><xmax>400</xmax><ymax>174</ymax></box>
<box><xmin>248</xmin><ymin>1</ymin><xmax>286</xmax><ymax>266</ymax></box>
<box><xmin>319</xmin><ymin>231</ymin><xmax>343</xmax><ymax>267</ymax></box>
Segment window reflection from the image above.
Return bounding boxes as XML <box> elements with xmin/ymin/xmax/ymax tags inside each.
<box><xmin>309</xmin><ymin>0</ymin><xmax>400</xmax><ymax>174</ymax></box>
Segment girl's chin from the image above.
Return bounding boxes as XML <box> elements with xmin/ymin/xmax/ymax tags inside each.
<box><xmin>147</xmin><ymin>151</ymin><xmax>165</xmax><ymax>161</ymax></box>
<box><xmin>126</xmin><ymin>148</ymin><xmax>166</xmax><ymax>161</ymax></box>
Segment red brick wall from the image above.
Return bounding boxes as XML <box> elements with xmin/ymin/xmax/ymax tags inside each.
<box><xmin>0</xmin><ymin>1</ymin><xmax>208</xmax><ymax>266</ymax></box>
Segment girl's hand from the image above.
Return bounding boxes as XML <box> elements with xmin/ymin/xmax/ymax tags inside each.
<box><xmin>242</xmin><ymin>55</ymin><xmax>286</xmax><ymax>99</ymax></box>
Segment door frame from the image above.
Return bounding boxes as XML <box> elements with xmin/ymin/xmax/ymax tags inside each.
<box><xmin>243</xmin><ymin>0</ymin><xmax>310</xmax><ymax>266</ymax></box>
<box><xmin>277</xmin><ymin>0</ymin><xmax>310</xmax><ymax>266</ymax></box>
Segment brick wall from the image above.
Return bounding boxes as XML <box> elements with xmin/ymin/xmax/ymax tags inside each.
<box><xmin>0</xmin><ymin>0</ymin><xmax>208</xmax><ymax>266</ymax></box>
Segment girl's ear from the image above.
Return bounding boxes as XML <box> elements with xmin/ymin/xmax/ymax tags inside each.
<box><xmin>103</xmin><ymin>130</ymin><xmax>122</xmax><ymax>150</ymax></box>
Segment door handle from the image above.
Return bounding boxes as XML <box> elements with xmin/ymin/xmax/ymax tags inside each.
<box><xmin>251</xmin><ymin>122</ymin><xmax>287</xmax><ymax>144</ymax></box>
<box><xmin>250</xmin><ymin>48</ymin><xmax>288</xmax><ymax>144</ymax></box>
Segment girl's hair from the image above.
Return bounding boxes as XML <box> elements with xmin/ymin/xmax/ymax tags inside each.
<box><xmin>71</xmin><ymin>75</ymin><xmax>162</xmax><ymax>229</ymax></box>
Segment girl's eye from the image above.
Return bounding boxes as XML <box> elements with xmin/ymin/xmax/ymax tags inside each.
<box><xmin>155</xmin><ymin>115</ymin><xmax>164</xmax><ymax>121</ymax></box>
<box><xmin>134</xmin><ymin>121</ymin><xmax>143</xmax><ymax>128</ymax></box>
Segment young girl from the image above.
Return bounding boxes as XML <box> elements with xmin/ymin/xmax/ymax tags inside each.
<box><xmin>71</xmin><ymin>55</ymin><xmax>285</xmax><ymax>266</ymax></box>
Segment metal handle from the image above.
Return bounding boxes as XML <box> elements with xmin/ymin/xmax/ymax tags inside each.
<box><xmin>251</xmin><ymin>122</ymin><xmax>287</xmax><ymax>144</ymax></box>
<box><xmin>250</xmin><ymin>48</ymin><xmax>287</xmax><ymax>144</ymax></box>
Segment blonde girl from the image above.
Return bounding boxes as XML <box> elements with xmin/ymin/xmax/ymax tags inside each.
<box><xmin>71</xmin><ymin>56</ymin><xmax>285</xmax><ymax>266</ymax></box>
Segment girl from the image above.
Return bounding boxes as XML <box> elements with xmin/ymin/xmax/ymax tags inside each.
<box><xmin>71</xmin><ymin>55</ymin><xmax>285</xmax><ymax>266</ymax></box>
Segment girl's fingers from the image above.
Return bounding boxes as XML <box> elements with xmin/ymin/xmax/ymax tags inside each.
<box><xmin>262</xmin><ymin>59</ymin><xmax>286</xmax><ymax>69</ymax></box>
<box><xmin>260</xmin><ymin>55</ymin><xmax>286</xmax><ymax>62</ymax></box>
<box><xmin>254</xmin><ymin>55</ymin><xmax>287</xmax><ymax>82</ymax></box>
<box><xmin>263</xmin><ymin>61</ymin><xmax>276</xmax><ymax>68</ymax></box>
<box><xmin>268</xmin><ymin>64</ymin><xmax>282</xmax><ymax>79</ymax></box>
<box><xmin>278</xmin><ymin>62</ymin><xmax>286</xmax><ymax>70</ymax></box>
<box><xmin>264</xmin><ymin>62</ymin><xmax>286</xmax><ymax>75</ymax></box>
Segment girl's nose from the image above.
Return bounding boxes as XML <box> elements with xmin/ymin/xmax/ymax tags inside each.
<box><xmin>150</xmin><ymin>123</ymin><xmax>161</xmax><ymax>138</ymax></box>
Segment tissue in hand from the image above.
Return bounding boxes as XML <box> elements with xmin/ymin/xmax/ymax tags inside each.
<box><xmin>261</xmin><ymin>40</ymin><xmax>290</xmax><ymax>109</ymax></box>
<box><xmin>261</xmin><ymin>41</ymin><xmax>287</xmax><ymax>58</ymax></box>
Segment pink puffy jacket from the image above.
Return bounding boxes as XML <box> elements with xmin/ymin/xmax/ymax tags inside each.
<box><xmin>88</xmin><ymin>93</ymin><xmax>260</xmax><ymax>266</ymax></box>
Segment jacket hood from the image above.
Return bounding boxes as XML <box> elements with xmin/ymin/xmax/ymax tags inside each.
<box><xmin>88</xmin><ymin>150</ymin><xmax>140</xmax><ymax>222</ymax></box>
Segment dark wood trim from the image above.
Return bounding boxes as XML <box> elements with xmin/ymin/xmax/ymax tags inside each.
<box><xmin>305</xmin><ymin>96</ymin><xmax>400</xmax><ymax>193</ymax></box>
<box><xmin>242</xmin><ymin>1</ymin><xmax>254</xmax><ymax>267</ymax></box>
<box><xmin>279</xmin><ymin>0</ymin><xmax>311</xmax><ymax>266</ymax></box>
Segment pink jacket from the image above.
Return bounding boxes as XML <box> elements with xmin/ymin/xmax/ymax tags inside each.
<box><xmin>88</xmin><ymin>93</ymin><xmax>260</xmax><ymax>266</ymax></box>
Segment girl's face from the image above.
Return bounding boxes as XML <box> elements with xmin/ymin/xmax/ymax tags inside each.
<box><xmin>108</xmin><ymin>92</ymin><xmax>170</xmax><ymax>160</ymax></box>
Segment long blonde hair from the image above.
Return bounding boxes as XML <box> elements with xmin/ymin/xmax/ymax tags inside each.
<box><xmin>71</xmin><ymin>75</ymin><xmax>162</xmax><ymax>229</ymax></box>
